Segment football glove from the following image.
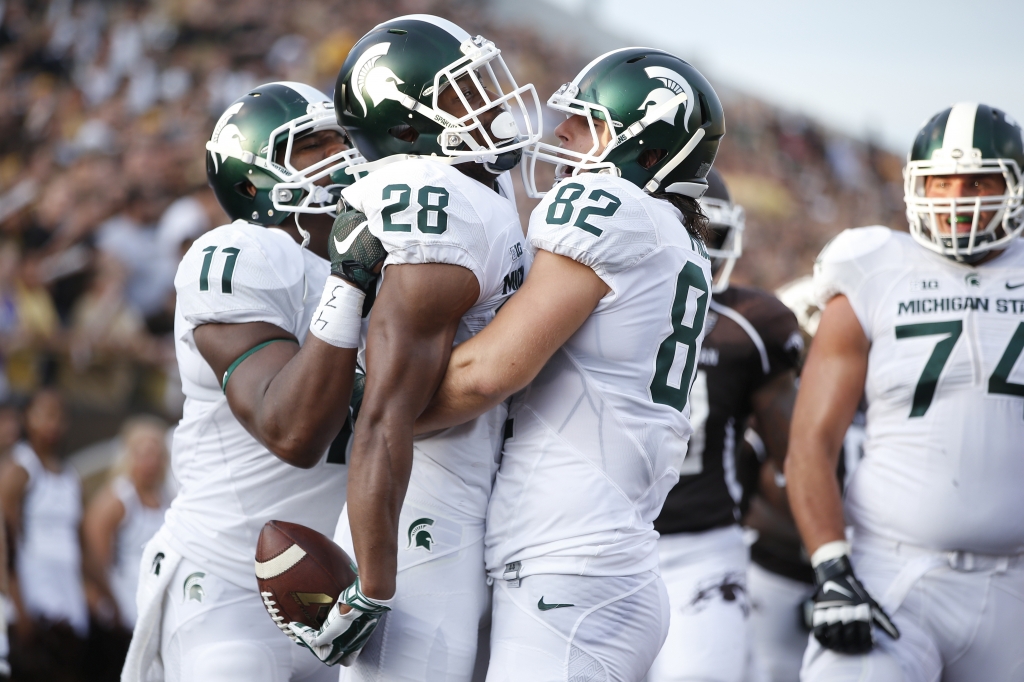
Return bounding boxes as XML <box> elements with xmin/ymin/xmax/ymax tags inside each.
<box><xmin>811</xmin><ymin>554</ymin><xmax>899</xmax><ymax>654</ymax></box>
<box><xmin>328</xmin><ymin>208</ymin><xmax>385</xmax><ymax>296</ymax></box>
<box><xmin>289</xmin><ymin>577</ymin><xmax>391</xmax><ymax>667</ymax></box>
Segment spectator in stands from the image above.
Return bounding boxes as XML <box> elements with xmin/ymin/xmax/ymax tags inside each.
<box><xmin>0</xmin><ymin>388</ymin><xmax>112</xmax><ymax>682</ymax></box>
<box><xmin>84</xmin><ymin>415</ymin><xmax>169</xmax><ymax>630</ymax></box>
<box><xmin>82</xmin><ymin>415</ymin><xmax>169</xmax><ymax>677</ymax></box>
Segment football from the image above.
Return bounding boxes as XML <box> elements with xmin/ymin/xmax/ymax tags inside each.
<box><xmin>255</xmin><ymin>520</ymin><xmax>357</xmax><ymax>634</ymax></box>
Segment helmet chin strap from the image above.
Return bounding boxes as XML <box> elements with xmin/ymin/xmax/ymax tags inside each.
<box><xmin>294</xmin><ymin>212</ymin><xmax>311</xmax><ymax>249</ymax></box>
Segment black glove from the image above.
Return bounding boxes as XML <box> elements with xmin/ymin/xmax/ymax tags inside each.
<box><xmin>811</xmin><ymin>554</ymin><xmax>899</xmax><ymax>654</ymax></box>
<box><xmin>328</xmin><ymin>208</ymin><xmax>385</xmax><ymax>295</ymax></box>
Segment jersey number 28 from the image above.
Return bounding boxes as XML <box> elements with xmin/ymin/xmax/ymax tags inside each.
<box><xmin>650</xmin><ymin>261</ymin><xmax>709</xmax><ymax>412</ymax></box>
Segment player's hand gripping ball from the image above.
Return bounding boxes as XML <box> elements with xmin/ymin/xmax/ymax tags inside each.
<box><xmin>288</xmin><ymin>577</ymin><xmax>392</xmax><ymax>666</ymax></box>
<box><xmin>255</xmin><ymin>521</ymin><xmax>357</xmax><ymax>642</ymax></box>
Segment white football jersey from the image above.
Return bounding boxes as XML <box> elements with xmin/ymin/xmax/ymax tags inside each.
<box><xmin>485</xmin><ymin>173</ymin><xmax>713</xmax><ymax>579</ymax></box>
<box><xmin>164</xmin><ymin>221</ymin><xmax>347</xmax><ymax>590</ymax></box>
<box><xmin>814</xmin><ymin>227</ymin><xmax>1024</xmax><ymax>554</ymax></box>
<box><xmin>341</xmin><ymin>161</ymin><xmax>529</xmax><ymax>520</ymax></box>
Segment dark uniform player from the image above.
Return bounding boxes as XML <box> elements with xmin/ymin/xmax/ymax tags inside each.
<box><xmin>647</xmin><ymin>170</ymin><xmax>803</xmax><ymax>682</ymax></box>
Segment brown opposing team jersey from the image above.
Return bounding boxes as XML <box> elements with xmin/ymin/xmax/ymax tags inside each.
<box><xmin>654</xmin><ymin>286</ymin><xmax>802</xmax><ymax>535</ymax></box>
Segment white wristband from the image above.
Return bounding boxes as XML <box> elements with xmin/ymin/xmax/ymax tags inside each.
<box><xmin>309</xmin><ymin>276</ymin><xmax>365</xmax><ymax>348</ymax></box>
<box><xmin>810</xmin><ymin>540</ymin><xmax>851</xmax><ymax>568</ymax></box>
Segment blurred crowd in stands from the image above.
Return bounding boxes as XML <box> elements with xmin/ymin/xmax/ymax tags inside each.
<box><xmin>0</xmin><ymin>0</ymin><xmax>907</xmax><ymax>678</ymax></box>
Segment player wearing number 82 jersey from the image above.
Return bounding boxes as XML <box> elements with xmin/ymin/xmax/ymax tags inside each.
<box><xmin>415</xmin><ymin>46</ymin><xmax>724</xmax><ymax>681</ymax></box>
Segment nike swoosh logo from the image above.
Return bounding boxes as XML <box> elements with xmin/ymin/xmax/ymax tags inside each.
<box><xmin>821</xmin><ymin>580</ymin><xmax>854</xmax><ymax>599</ymax></box>
<box><xmin>1006</xmin><ymin>282</ymin><xmax>1024</xmax><ymax>290</ymax></box>
<box><xmin>537</xmin><ymin>597</ymin><xmax>574</xmax><ymax>611</ymax></box>
<box><xmin>334</xmin><ymin>221</ymin><xmax>369</xmax><ymax>255</ymax></box>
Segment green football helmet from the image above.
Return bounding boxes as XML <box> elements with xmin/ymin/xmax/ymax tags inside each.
<box><xmin>700</xmin><ymin>169</ymin><xmax>745</xmax><ymax>293</ymax></box>
<box><xmin>522</xmin><ymin>47</ymin><xmax>724</xmax><ymax>198</ymax></box>
<box><xmin>205</xmin><ymin>81</ymin><xmax>365</xmax><ymax>228</ymax></box>
<box><xmin>904</xmin><ymin>102</ymin><xmax>1024</xmax><ymax>262</ymax></box>
<box><xmin>333</xmin><ymin>14</ymin><xmax>541</xmax><ymax>176</ymax></box>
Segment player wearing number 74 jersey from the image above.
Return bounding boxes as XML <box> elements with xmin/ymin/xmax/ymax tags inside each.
<box><xmin>415</xmin><ymin>47</ymin><xmax>724</xmax><ymax>681</ymax></box>
<box><xmin>789</xmin><ymin>102</ymin><xmax>1024</xmax><ymax>682</ymax></box>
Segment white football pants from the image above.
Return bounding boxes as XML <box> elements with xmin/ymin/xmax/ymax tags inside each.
<box><xmin>486</xmin><ymin>570</ymin><xmax>669</xmax><ymax>682</ymax></box>
<box><xmin>159</xmin><ymin>556</ymin><xmax>334</xmax><ymax>682</ymax></box>
<box><xmin>747</xmin><ymin>561</ymin><xmax>814</xmax><ymax>682</ymax></box>
<box><xmin>801</xmin><ymin>533</ymin><xmax>1024</xmax><ymax>682</ymax></box>
<box><xmin>334</xmin><ymin>497</ymin><xmax>490</xmax><ymax>682</ymax></box>
<box><xmin>646</xmin><ymin>525</ymin><xmax>753</xmax><ymax>682</ymax></box>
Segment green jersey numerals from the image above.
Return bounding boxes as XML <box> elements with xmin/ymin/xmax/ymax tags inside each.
<box><xmin>381</xmin><ymin>184</ymin><xmax>450</xmax><ymax>234</ymax></box>
<box><xmin>895</xmin><ymin>320</ymin><xmax>1024</xmax><ymax>416</ymax></box>
<box><xmin>199</xmin><ymin>246</ymin><xmax>240</xmax><ymax>294</ymax></box>
<box><xmin>546</xmin><ymin>182</ymin><xmax>622</xmax><ymax>236</ymax></box>
<box><xmin>650</xmin><ymin>261</ymin><xmax>709</xmax><ymax>412</ymax></box>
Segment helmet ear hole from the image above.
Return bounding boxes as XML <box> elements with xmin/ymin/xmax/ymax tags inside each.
<box><xmin>233</xmin><ymin>180</ymin><xmax>257</xmax><ymax>199</ymax></box>
<box><xmin>638</xmin><ymin>148</ymin><xmax>667</xmax><ymax>170</ymax></box>
<box><xmin>388</xmin><ymin>124</ymin><xmax>420</xmax><ymax>144</ymax></box>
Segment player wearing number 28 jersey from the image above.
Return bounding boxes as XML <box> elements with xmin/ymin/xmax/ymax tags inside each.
<box><xmin>790</xmin><ymin>102</ymin><xmax>1024</xmax><ymax>682</ymax></box>
<box><xmin>415</xmin><ymin>47</ymin><xmax>724</xmax><ymax>682</ymax></box>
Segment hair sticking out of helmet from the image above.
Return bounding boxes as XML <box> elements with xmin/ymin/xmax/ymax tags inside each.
<box><xmin>903</xmin><ymin>102</ymin><xmax>1024</xmax><ymax>262</ymax></box>
<box><xmin>521</xmin><ymin>47</ymin><xmax>724</xmax><ymax>199</ymax></box>
<box><xmin>698</xmin><ymin>169</ymin><xmax>745</xmax><ymax>292</ymax></box>
<box><xmin>333</xmin><ymin>15</ymin><xmax>542</xmax><ymax>177</ymax></box>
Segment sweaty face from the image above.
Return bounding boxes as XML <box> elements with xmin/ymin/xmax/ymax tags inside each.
<box><xmin>924</xmin><ymin>173</ymin><xmax>1007</xmax><ymax>235</ymax></box>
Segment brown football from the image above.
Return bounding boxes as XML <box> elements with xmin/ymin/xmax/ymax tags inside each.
<box><xmin>255</xmin><ymin>520</ymin><xmax>356</xmax><ymax>631</ymax></box>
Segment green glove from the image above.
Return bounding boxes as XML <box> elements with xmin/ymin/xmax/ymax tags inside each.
<box><xmin>328</xmin><ymin>208</ymin><xmax>386</xmax><ymax>295</ymax></box>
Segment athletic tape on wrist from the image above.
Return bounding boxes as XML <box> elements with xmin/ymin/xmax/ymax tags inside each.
<box><xmin>309</xmin><ymin>276</ymin><xmax>365</xmax><ymax>348</ymax></box>
<box><xmin>810</xmin><ymin>540</ymin><xmax>851</xmax><ymax>568</ymax></box>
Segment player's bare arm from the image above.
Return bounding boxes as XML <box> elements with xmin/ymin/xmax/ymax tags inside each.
<box><xmin>193</xmin><ymin>322</ymin><xmax>356</xmax><ymax>468</ymax></box>
<box><xmin>348</xmin><ymin>263</ymin><xmax>480</xmax><ymax>600</ymax></box>
<box><xmin>749</xmin><ymin>369</ymin><xmax>798</xmax><ymax>514</ymax></box>
<box><xmin>785</xmin><ymin>294</ymin><xmax>866</xmax><ymax>555</ymax></box>
<box><xmin>415</xmin><ymin>249</ymin><xmax>609</xmax><ymax>434</ymax></box>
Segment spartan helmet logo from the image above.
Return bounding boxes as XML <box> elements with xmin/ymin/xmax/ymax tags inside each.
<box><xmin>183</xmin><ymin>572</ymin><xmax>206</xmax><ymax>603</ymax></box>
<box><xmin>638</xmin><ymin>66</ymin><xmax>696</xmax><ymax>132</ymax></box>
<box><xmin>351</xmin><ymin>42</ymin><xmax>405</xmax><ymax>117</ymax></box>
<box><xmin>407</xmin><ymin>517</ymin><xmax>435</xmax><ymax>552</ymax></box>
<box><xmin>208</xmin><ymin>101</ymin><xmax>246</xmax><ymax>174</ymax></box>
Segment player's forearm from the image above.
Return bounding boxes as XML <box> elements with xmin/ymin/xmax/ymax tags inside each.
<box><xmin>785</xmin><ymin>433</ymin><xmax>846</xmax><ymax>555</ymax></box>
<box><xmin>244</xmin><ymin>340</ymin><xmax>357</xmax><ymax>467</ymax></box>
<box><xmin>346</xmin><ymin>420</ymin><xmax>413</xmax><ymax>600</ymax></box>
<box><xmin>414</xmin><ymin>346</ymin><xmax>509</xmax><ymax>434</ymax></box>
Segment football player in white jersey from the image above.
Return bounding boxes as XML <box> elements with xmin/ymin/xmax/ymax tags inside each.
<box><xmin>121</xmin><ymin>82</ymin><xmax>369</xmax><ymax>682</ymax></box>
<box><xmin>285</xmin><ymin>15</ymin><xmax>541</xmax><ymax>681</ymax></box>
<box><xmin>787</xmin><ymin>102</ymin><xmax>1024</xmax><ymax>682</ymax></box>
<box><xmin>410</xmin><ymin>48</ymin><xmax>725</xmax><ymax>681</ymax></box>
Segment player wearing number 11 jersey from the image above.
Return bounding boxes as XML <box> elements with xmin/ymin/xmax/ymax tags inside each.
<box><xmin>415</xmin><ymin>48</ymin><xmax>724</xmax><ymax>681</ymax></box>
<box><xmin>789</xmin><ymin>102</ymin><xmax>1024</xmax><ymax>682</ymax></box>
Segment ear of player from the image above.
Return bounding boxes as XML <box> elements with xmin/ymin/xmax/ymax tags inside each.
<box><xmin>811</xmin><ymin>552</ymin><xmax>899</xmax><ymax>654</ymax></box>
